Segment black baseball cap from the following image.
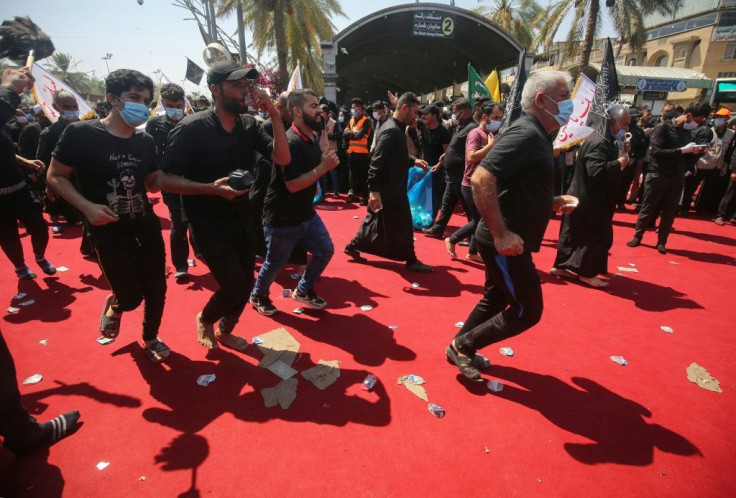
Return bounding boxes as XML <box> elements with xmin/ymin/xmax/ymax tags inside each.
<box><xmin>419</xmin><ymin>104</ymin><xmax>440</xmax><ymax>117</ymax></box>
<box><xmin>207</xmin><ymin>60</ymin><xmax>259</xmax><ymax>85</ymax></box>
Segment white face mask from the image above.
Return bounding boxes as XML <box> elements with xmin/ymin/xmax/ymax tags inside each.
<box><xmin>16</xmin><ymin>116</ymin><xmax>28</xmax><ymax>124</ymax></box>
<box><xmin>372</xmin><ymin>111</ymin><xmax>381</xmax><ymax>121</ymax></box>
<box><xmin>683</xmin><ymin>120</ymin><xmax>699</xmax><ymax>130</ymax></box>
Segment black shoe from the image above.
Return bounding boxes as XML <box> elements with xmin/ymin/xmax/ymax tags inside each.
<box><xmin>292</xmin><ymin>288</ymin><xmax>327</xmax><ymax>310</ymax></box>
<box><xmin>406</xmin><ymin>260</ymin><xmax>433</xmax><ymax>273</ymax></box>
<box><xmin>174</xmin><ymin>269</ymin><xmax>189</xmax><ymax>284</ymax></box>
<box><xmin>626</xmin><ymin>238</ymin><xmax>641</xmax><ymax>248</ymax></box>
<box><xmin>344</xmin><ymin>245</ymin><xmax>367</xmax><ymax>263</ymax></box>
<box><xmin>656</xmin><ymin>243</ymin><xmax>667</xmax><ymax>254</ymax></box>
<box><xmin>346</xmin><ymin>194</ymin><xmax>358</xmax><ymax>203</ymax></box>
<box><xmin>421</xmin><ymin>227</ymin><xmax>443</xmax><ymax>239</ymax></box>
<box><xmin>249</xmin><ymin>294</ymin><xmax>277</xmax><ymax>316</ymax></box>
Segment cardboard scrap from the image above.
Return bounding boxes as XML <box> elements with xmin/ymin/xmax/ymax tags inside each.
<box><xmin>398</xmin><ymin>375</ymin><xmax>428</xmax><ymax>402</ymax></box>
<box><xmin>301</xmin><ymin>360</ymin><xmax>340</xmax><ymax>390</ymax></box>
<box><xmin>617</xmin><ymin>266</ymin><xmax>639</xmax><ymax>273</ymax></box>
<box><xmin>687</xmin><ymin>363</ymin><xmax>722</xmax><ymax>393</ymax></box>
<box><xmin>261</xmin><ymin>378</ymin><xmax>298</xmax><ymax>409</ymax></box>
<box><xmin>255</xmin><ymin>327</ymin><xmax>301</xmax><ymax>368</ymax></box>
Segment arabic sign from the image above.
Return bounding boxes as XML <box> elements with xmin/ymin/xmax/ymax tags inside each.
<box><xmin>412</xmin><ymin>11</ymin><xmax>455</xmax><ymax>39</ymax></box>
<box><xmin>712</xmin><ymin>26</ymin><xmax>736</xmax><ymax>42</ymax></box>
<box><xmin>554</xmin><ymin>74</ymin><xmax>597</xmax><ymax>150</ymax></box>
<box><xmin>636</xmin><ymin>78</ymin><xmax>687</xmax><ymax>92</ymax></box>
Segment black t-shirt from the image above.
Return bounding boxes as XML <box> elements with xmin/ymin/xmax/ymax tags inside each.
<box><xmin>444</xmin><ymin>118</ymin><xmax>478</xmax><ymax>182</ymax></box>
<box><xmin>162</xmin><ymin>109</ymin><xmax>272</xmax><ymax>226</ymax></box>
<box><xmin>0</xmin><ymin>87</ymin><xmax>24</xmax><ymax>189</ymax></box>
<box><xmin>18</xmin><ymin>122</ymin><xmax>41</xmax><ymax>160</ymax></box>
<box><xmin>145</xmin><ymin>114</ymin><xmax>175</xmax><ymax>168</ymax></box>
<box><xmin>52</xmin><ymin>119</ymin><xmax>159</xmax><ymax>237</ymax></box>
<box><xmin>421</xmin><ymin>124</ymin><xmax>451</xmax><ymax>167</ymax></box>
<box><xmin>475</xmin><ymin>113</ymin><xmax>555</xmax><ymax>253</ymax></box>
<box><xmin>37</xmin><ymin>119</ymin><xmax>68</xmax><ymax>167</ymax></box>
<box><xmin>263</xmin><ymin>125</ymin><xmax>320</xmax><ymax>226</ymax></box>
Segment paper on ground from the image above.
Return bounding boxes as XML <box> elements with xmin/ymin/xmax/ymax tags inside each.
<box><xmin>617</xmin><ymin>266</ymin><xmax>639</xmax><ymax>273</ymax></box>
<box><xmin>687</xmin><ymin>363</ymin><xmax>722</xmax><ymax>393</ymax></box>
<box><xmin>261</xmin><ymin>378</ymin><xmax>298</xmax><ymax>409</ymax></box>
<box><xmin>398</xmin><ymin>375</ymin><xmax>428</xmax><ymax>402</ymax></box>
<box><xmin>301</xmin><ymin>360</ymin><xmax>340</xmax><ymax>390</ymax></box>
<box><xmin>254</xmin><ymin>327</ymin><xmax>301</xmax><ymax>368</ymax></box>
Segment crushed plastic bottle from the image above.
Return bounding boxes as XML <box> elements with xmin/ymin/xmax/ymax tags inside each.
<box><xmin>487</xmin><ymin>380</ymin><xmax>504</xmax><ymax>392</ymax></box>
<box><xmin>660</xmin><ymin>325</ymin><xmax>674</xmax><ymax>334</ymax></box>
<box><xmin>499</xmin><ymin>347</ymin><xmax>514</xmax><ymax>357</ymax></box>
<box><xmin>197</xmin><ymin>374</ymin><xmax>216</xmax><ymax>386</ymax></box>
<box><xmin>427</xmin><ymin>403</ymin><xmax>445</xmax><ymax>418</ymax></box>
<box><xmin>282</xmin><ymin>289</ymin><xmax>291</xmax><ymax>298</ymax></box>
<box><xmin>362</xmin><ymin>374</ymin><xmax>377</xmax><ymax>391</ymax></box>
<box><xmin>454</xmin><ymin>321</ymin><xmax>464</xmax><ymax>327</ymax></box>
<box><xmin>610</xmin><ymin>355</ymin><xmax>628</xmax><ymax>366</ymax></box>
<box><xmin>360</xmin><ymin>305</ymin><xmax>373</xmax><ymax>311</ymax></box>
<box><xmin>407</xmin><ymin>374</ymin><xmax>425</xmax><ymax>385</ymax></box>
<box><xmin>252</xmin><ymin>337</ymin><xmax>263</xmax><ymax>345</ymax></box>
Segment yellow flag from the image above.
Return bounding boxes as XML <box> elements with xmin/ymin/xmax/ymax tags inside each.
<box><xmin>484</xmin><ymin>69</ymin><xmax>501</xmax><ymax>102</ymax></box>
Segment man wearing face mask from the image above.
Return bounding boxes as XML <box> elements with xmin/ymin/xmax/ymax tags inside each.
<box><xmin>418</xmin><ymin>104</ymin><xmax>451</xmax><ymax>220</ymax></box>
<box><xmin>694</xmin><ymin>107</ymin><xmax>735</xmax><ymax>216</ymax></box>
<box><xmin>158</xmin><ymin>60</ymin><xmax>289</xmax><ymax>350</ymax></box>
<box><xmin>343</xmin><ymin>97</ymin><xmax>372</xmax><ymax>205</ymax></box>
<box><xmin>422</xmin><ymin>97</ymin><xmax>477</xmax><ymax>239</ymax></box>
<box><xmin>48</xmin><ymin>69</ymin><xmax>171</xmax><ymax>363</ymax></box>
<box><xmin>370</xmin><ymin>101</ymin><xmax>388</xmax><ymax>153</ymax></box>
<box><xmin>249</xmin><ymin>89</ymin><xmax>339</xmax><ymax>315</ymax></box>
<box><xmin>445</xmin><ymin>102</ymin><xmax>503</xmax><ymax>262</ymax></box>
<box><xmin>627</xmin><ymin>108</ymin><xmax>701</xmax><ymax>254</ymax></box>
<box><xmin>145</xmin><ymin>83</ymin><xmax>200</xmax><ymax>283</ymax></box>
<box><xmin>550</xmin><ymin>106</ymin><xmax>631</xmax><ymax>288</ymax></box>
<box><xmin>681</xmin><ymin>103</ymin><xmax>712</xmax><ymax>216</ymax></box>
<box><xmin>445</xmin><ymin>71</ymin><xmax>578</xmax><ymax>382</ymax></box>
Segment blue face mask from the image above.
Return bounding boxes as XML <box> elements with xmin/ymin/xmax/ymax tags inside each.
<box><xmin>338</xmin><ymin>115</ymin><xmax>345</xmax><ymax>124</ymax></box>
<box><xmin>115</xmin><ymin>96</ymin><xmax>150</xmax><ymax>127</ymax></box>
<box><xmin>543</xmin><ymin>94</ymin><xmax>574</xmax><ymax>127</ymax></box>
<box><xmin>61</xmin><ymin>110</ymin><xmax>79</xmax><ymax>122</ymax></box>
<box><xmin>350</xmin><ymin>109</ymin><xmax>357</xmax><ymax>118</ymax></box>
<box><xmin>615</xmin><ymin>128</ymin><xmax>626</xmax><ymax>140</ymax></box>
<box><xmin>25</xmin><ymin>113</ymin><xmax>34</xmax><ymax>122</ymax></box>
<box><xmin>165</xmin><ymin>107</ymin><xmax>184</xmax><ymax>121</ymax></box>
<box><xmin>487</xmin><ymin>120</ymin><xmax>502</xmax><ymax>133</ymax></box>
<box><xmin>715</xmin><ymin>118</ymin><xmax>726</xmax><ymax>127</ymax></box>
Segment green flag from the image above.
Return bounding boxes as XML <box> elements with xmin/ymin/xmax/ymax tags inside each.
<box><xmin>468</xmin><ymin>63</ymin><xmax>490</xmax><ymax>109</ymax></box>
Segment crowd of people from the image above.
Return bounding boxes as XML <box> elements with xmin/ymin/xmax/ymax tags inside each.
<box><xmin>1</xmin><ymin>60</ymin><xmax>735</xmax><ymax>453</ymax></box>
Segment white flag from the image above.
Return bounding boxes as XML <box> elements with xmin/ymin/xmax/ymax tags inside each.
<box><xmin>287</xmin><ymin>63</ymin><xmax>302</xmax><ymax>91</ymax></box>
<box><xmin>30</xmin><ymin>63</ymin><xmax>94</xmax><ymax>123</ymax></box>
<box><xmin>554</xmin><ymin>74</ymin><xmax>597</xmax><ymax>150</ymax></box>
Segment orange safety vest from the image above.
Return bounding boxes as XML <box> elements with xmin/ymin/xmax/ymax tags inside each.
<box><xmin>347</xmin><ymin>115</ymin><xmax>370</xmax><ymax>154</ymax></box>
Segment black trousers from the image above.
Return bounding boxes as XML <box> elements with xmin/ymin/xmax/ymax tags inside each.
<box><xmin>95</xmin><ymin>230</ymin><xmax>167</xmax><ymax>341</ymax></box>
<box><xmin>448</xmin><ymin>185</ymin><xmax>480</xmax><ymax>254</ymax></box>
<box><xmin>431</xmin><ymin>172</ymin><xmax>446</xmax><ymax>220</ymax></box>
<box><xmin>717</xmin><ymin>177</ymin><xmax>736</xmax><ymax>219</ymax></box>
<box><xmin>0</xmin><ymin>331</ymin><xmax>44</xmax><ymax>449</ymax></box>
<box><xmin>191</xmin><ymin>222</ymin><xmax>255</xmax><ymax>334</ymax></box>
<box><xmin>432</xmin><ymin>180</ymin><xmax>471</xmax><ymax>233</ymax></box>
<box><xmin>163</xmin><ymin>192</ymin><xmax>198</xmax><ymax>272</ymax></box>
<box><xmin>682</xmin><ymin>169</ymin><xmax>712</xmax><ymax>213</ymax></box>
<box><xmin>454</xmin><ymin>242</ymin><xmax>543</xmax><ymax>355</ymax></box>
<box><xmin>348</xmin><ymin>152</ymin><xmax>370</xmax><ymax>200</ymax></box>
<box><xmin>0</xmin><ymin>186</ymin><xmax>49</xmax><ymax>269</ymax></box>
<box><xmin>633</xmin><ymin>174</ymin><xmax>683</xmax><ymax>245</ymax></box>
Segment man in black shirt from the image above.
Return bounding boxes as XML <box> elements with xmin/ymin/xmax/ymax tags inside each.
<box><xmin>158</xmin><ymin>60</ymin><xmax>289</xmax><ymax>350</ymax></box>
<box><xmin>145</xmin><ymin>82</ymin><xmax>199</xmax><ymax>283</ymax></box>
<box><xmin>0</xmin><ymin>67</ymin><xmax>55</xmax><ymax>281</ymax></box>
<box><xmin>627</xmin><ymin>111</ymin><xmax>702</xmax><ymax>254</ymax></box>
<box><xmin>418</xmin><ymin>105</ymin><xmax>451</xmax><ymax>219</ymax></box>
<box><xmin>250</xmin><ymin>89</ymin><xmax>339</xmax><ymax>315</ymax></box>
<box><xmin>49</xmin><ymin>69</ymin><xmax>170</xmax><ymax>363</ymax></box>
<box><xmin>446</xmin><ymin>71</ymin><xmax>577</xmax><ymax>381</ymax></box>
<box><xmin>681</xmin><ymin>103</ymin><xmax>712</xmax><ymax>216</ymax></box>
<box><xmin>422</xmin><ymin>97</ymin><xmax>476</xmax><ymax>238</ymax></box>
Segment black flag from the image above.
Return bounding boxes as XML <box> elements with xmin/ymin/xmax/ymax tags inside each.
<box><xmin>498</xmin><ymin>49</ymin><xmax>527</xmax><ymax>135</ymax></box>
<box><xmin>585</xmin><ymin>38</ymin><xmax>620</xmax><ymax>141</ymax></box>
<box><xmin>185</xmin><ymin>57</ymin><xmax>205</xmax><ymax>85</ymax></box>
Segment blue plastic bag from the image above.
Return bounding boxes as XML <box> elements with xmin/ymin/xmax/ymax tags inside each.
<box><xmin>406</xmin><ymin>166</ymin><xmax>425</xmax><ymax>193</ymax></box>
<box><xmin>407</xmin><ymin>168</ymin><xmax>433</xmax><ymax>229</ymax></box>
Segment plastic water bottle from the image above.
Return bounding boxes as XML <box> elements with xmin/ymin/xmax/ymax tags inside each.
<box><xmin>407</xmin><ymin>374</ymin><xmax>424</xmax><ymax>385</ymax></box>
<box><xmin>499</xmin><ymin>347</ymin><xmax>514</xmax><ymax>356</ymax></box>
<box><xmin>427</xmin><ymin>403</ymin><xmax>445</xmax><ymax>418</ymax></box>
<box><xmin>197</xmin><ymin>374</ymin><xmax>216</xmax><ymax>386</ymax></box>
<box><xmin>362</xmin><ymin>374</ymin><xmax>377</xmax><ymax>391</ymax></box>
<box><xmin>610</xmin><ymin>355</ymin><xmax>628</xmax><ymax>366</ymax></box>
<box><xmin>487</xmin><ymin>380</ymin><xmax>504</xmax><ymax>392</ymax></box>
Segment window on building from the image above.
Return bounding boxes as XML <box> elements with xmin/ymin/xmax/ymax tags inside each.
<box><xmin>718</xmin><ymin>71</ymin><xmax>736</xmax><ymax>78</ymax></box>
<box><xmin>718</xmin><ymin>11</ymin><xmax>736</xmax><ymax>27</ymax></box>
<box><xmin>725</xmin><ymin>43</ymin><xmax>736</xmax><ymax>60</ymax></box>
<box><xmin>627</xmin><ymin>57</ymin><xmax>637</xmax><ymax>66</ymax></box>
<box><xmin>655</xmin><ymin>54</ymin><xmax>669</xmax><ymax>67</ymax></box>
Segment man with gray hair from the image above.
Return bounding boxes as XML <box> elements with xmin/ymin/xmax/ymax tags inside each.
<box><xmin>446</xmin><ymin>70</ymin><xmax>578</xmax><ymax>381</ymax></box>
<box><xmin>550</xmin><ymin>105</ymin><xmax>631</xmax><ymax>288</ymax></box>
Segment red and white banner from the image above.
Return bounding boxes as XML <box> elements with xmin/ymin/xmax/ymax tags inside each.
<box><xmin>554</xmin><ymin>74</ymin><xmax>596</xmax><ymax>150</ymax></box>
<box><xmin>30</xmin><ymin>63</ymin><xmax>94</xmax><ymax>123</ymax></box>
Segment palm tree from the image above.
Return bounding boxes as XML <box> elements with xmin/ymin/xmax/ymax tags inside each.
<box><xmin>535</xmin><ymin>0</ymin><xmax>681</xmax><ymax>71</ymax></box>
<box><xmin>44</xmin><ymin>52</ymin><xmax>75</xmax><ymax>82</ymax></box>
<box><xmin>474</xmin><ymin>0</ymin><xmax>542</xmax><ymax>49</ymax></box>
<box><xmin>218</xmin><ymin>0</ymin><xmax>346</xmax><ymax>93</ymax></box>
<box><xmin>42</xmin><ymin>52</ymin><xmax>104</xmax><ymax>98</ymax></box>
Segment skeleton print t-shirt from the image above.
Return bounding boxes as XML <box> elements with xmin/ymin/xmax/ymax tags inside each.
<box><xmin>53</xmin><ymin>119</ymin><xmax>159</xmax><ymax>236</ymax></box>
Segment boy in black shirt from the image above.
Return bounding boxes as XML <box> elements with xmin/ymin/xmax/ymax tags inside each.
<box><xmin>48</xmin><ymin>69</ymin><xmax>170</xmax><ymax>363</ymax></box>
<box><xmin>250</xmin><ymin>89</ymin><xmax>339</xmax><ymax>315</ymax></box>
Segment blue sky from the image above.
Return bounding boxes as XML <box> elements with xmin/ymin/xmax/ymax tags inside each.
<box><xmin>2</xmin><ymin>0</ymin><xmax>610</xmax><ymax>93</ymax></box>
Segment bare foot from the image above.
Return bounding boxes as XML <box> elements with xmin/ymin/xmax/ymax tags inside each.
<box><xmin>196</xmin><ymin>312</ymin><xmax>218</xmax><ymax>349</ymax></box>
<box><xmin>549</xmin><ymin>267</ymin><xmax>576</xmax><ymax>279</ymax></box>
<box><xmin>215</xmin><ymin>329</ymin><xmax>248</xmax><ymax>351</ymax></box>
<box><xmin>466</xmin><ymin>253</ymin><xmax>482</xmax><ymax>262</ymax></box>
<box><xmin>579</xmin><ymin>276</ymin><xmax>609</xmax><ymax>288</ymax></box>
<box><xmin>444</xmin><ymin>237</ymin><xmax>456</xmax><ymax>258</ymax></box>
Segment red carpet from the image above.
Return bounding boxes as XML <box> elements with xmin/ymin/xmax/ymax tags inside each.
<box><xmin>1</xmin><ymin>195</ymin><xmax>735</xmax><ymax>497</ymax></box>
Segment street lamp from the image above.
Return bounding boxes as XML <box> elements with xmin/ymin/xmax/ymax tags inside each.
<box><xmin>102</xmin><ymin>53</ymin><xmax>113</xmax><ymax>74</ymax></box>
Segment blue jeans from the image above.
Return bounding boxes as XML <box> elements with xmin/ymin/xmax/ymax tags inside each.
<box><xmin>253</xmin><ymin>214</ymin><xmax>334</xmax><ymax>297</ymax></box>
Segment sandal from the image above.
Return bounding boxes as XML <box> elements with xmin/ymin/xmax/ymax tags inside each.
<box><xmin>145</xmin><ymin>341</ymin><xmax>170</xmax><ymax>363</ymax></box>
<box><xmin>445</xmin><ymin>344</ymin><xmax>483</xmax><ymax>381</ymax></box>
<box><xmin>15</xmin><ymin>266</ymin><xmax>37</xmax><ymax>280</ymax></box>
<box><xmin>446</xmin><ymin>350</ymin><xmax>491</xmax><ymax>371</ymax></box>
<box><xmin>99</xmin><ymin>294</ymin><xmax>120</xmax><ymax>338</ymax></box>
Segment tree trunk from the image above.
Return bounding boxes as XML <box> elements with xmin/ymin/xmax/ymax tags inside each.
<box><xmin>273</xmin><ymin>0</ymin><xmax>289</xmax><ymax>88</ymax></box>
<box><xmin>237</xmin><ymin>1</ymin><xmax>247</xmax><ymax>64</ymax></box>
<box><xmin>580</xmin><ymin>0</ymin><xmax>600</xmax><ymax>72</ymax></box>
